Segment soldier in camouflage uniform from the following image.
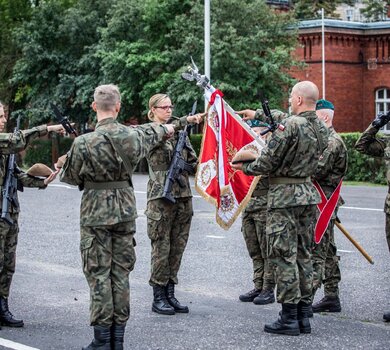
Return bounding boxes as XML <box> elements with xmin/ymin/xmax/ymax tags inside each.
<box><xmin>355</xmin><ymin>111</ymin><xmax>390</xmax><ymax>323</ymax></box>
<box><xmin>145</xmin><ymin>94</ymin><xmax>204</xmax><ymax>315</ymax></box>
<box><xmin>239</xmin><ymin>122</ymin><xmax>275</xmax><ymax>305</ymax></box>
<box><xmin>233</xmin><ymin>81</ymin><xmax>328</xmax><ymax>336</ymax></box>
<box><xmin>311</xmin><ymin>99</ymin><xmax>347</xmax><ymax>314</ymax></box>
<box><xmin>0</xmin><ymin>102</ymin><xmax>63</xmax><ymax>328</ymax></box>
<box><xmin>59</xmin><ymin>86</ymin><xmax>176</xmax><ymax>350</ymax></box>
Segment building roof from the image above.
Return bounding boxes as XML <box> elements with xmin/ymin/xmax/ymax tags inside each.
<box><xmin>299</xmin><ymin>19</ymin><xmax>390</xmax><ymax>30</ymax></box>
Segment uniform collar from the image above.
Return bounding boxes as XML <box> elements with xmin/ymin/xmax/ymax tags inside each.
<box><xmin>96</xmin><ymin>117</ymin><xmax>116</xmax><ymax>128</ymax></box>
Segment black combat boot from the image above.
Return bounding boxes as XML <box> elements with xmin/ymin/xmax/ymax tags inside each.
<box><xmin>166</xmin><ymin>282</ymin><xmax>189</xmax><ymax>313</ymax></box>
<box><xmin>297</xmin><ymin>301</ymin><xmax>311</xmax><ymax>334</ymax></box>
<box><xmin>264</xmin><ymin>303</ymin><xmax>300</xmax><ymax>336</ymax></box>
<box><xmin>253</xmin><ymin>289</ymin><xmax>275</xmax><ymax>305</ymax></box>
<box><xmin>82</xmin><ymin>325</ymin><xmax>111</xmax><ymax>350</ymax></box>
<box><xmin>152</xmin><ymin>285</ymin><xmax>175</xmax><ymax>315</ymax></box>
<box><xmin>383</xmin><ymin>311</ymin><xmax>390</xmax><ymax>322</ymax></box>
<box><xmin>0</xmin><ymin>296</ymin><xmax>24</xmax><ymax>327</ymax></box>
<box><xmin>111</xmin><ymin>323</ymin><xmax>125</xmax><ymax>350</ymax></box>
<box><xmin>312</xmin><ymin>295</ymin><xmax>341</xmax><ymax>313</ymax></box>
<box><xmin>239</xmin><ymin>288</ymin><xmax>261</xmax><ymax>302</ymax></box>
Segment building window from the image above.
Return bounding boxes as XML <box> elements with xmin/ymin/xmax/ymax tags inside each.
<box><xmin>375</xmin><ymin>88</ymin><xmax>390</xmax><ymax>132</ymax></box>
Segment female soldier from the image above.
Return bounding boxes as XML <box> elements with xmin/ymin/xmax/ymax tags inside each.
<box><xmin>145</xmin><ymin>94</ymin><xmax>204</xmax><ymax>315</ymax></box>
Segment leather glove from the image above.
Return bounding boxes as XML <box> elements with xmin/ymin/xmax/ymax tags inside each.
<box><xmin>372</xmin><ymin>112</ymin><xmax>390</xmax><ymax>129</ymax></box>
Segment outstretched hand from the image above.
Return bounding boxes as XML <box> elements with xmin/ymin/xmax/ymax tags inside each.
<box><xmin>187</xmin><ymin>112</ymin><xmax>207</xmax><ymax>124</ymax></box>
<box><xmin>44</xmin><ymin>170</ymin><xmax>59</xmax><ymax>186</ymax></box>
<box><xmin>236</xmin><ymin>109</ymin><xmax>256</xmax><ymax>120</ymax></box>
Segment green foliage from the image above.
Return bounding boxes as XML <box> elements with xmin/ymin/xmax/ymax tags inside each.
<box><xmin>23</xmin><ymin>137</ymin><xmax>74</xmax><ymax>167</ymax></box>
<box><xmin>189</xmin><ymin>133</ymin><xmax>203</xmax><ymax>156</ymax></box>
<box><xmin>361</xmin><ymin>0</ymin><xmax>390</xmax><ymax>22</ymax></box>
<box><xmin>292</xmin><ymin>0</ymin><xmax>355</xmax><ymax>20</ymax></box>
<box><xmin>341</xmin><ymin>132</ymin><xmax>386</xmax><ymax>185</ymax></box>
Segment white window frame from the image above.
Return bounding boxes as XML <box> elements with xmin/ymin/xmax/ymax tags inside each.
<box><xmin>375</xmin><ymin>88</ymin><xmax>390</xmax><ymax>133</ymax></box>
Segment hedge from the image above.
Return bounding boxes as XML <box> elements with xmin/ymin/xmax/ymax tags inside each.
<box><xmin>22</xmin><ymin>133</ymin><xmax>388</xmax><ymax>185</ymax></box>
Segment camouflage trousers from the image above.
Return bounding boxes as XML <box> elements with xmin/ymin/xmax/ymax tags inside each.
<box><xmin>0</xmin><ymin>213</ymin><xmax>19</xmax><ymax>297</ymax></box>
<box><xmin>80</xmin><ymin>221</ymin><xmax>136</xmax><ymax>327</ymax></box>
<box><xmin>266</xmin><ymin>205</ymin><xmax>316</xmax><ymax>305</ymax></box>
<box><xmin>386</xmin><ymin>213</ymin><xmax>390</xmax><ymax>253</ymax></box>
<box><xmin>241</xmin><ymin>208</ymin><xmax>275</xmax><ymax>291</ymax></box>
<box><xmin>311</xmin><ymin>215</ymin><xmax>341</xmax><ymax>301</ymax></box>
<box><xmin>146</xmin><ymin>198</ymin><xmax>192</xmax><ymax>287</ymax></box>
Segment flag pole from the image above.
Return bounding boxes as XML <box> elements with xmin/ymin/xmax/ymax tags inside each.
<box><xmin>321</xmin><ymin>8</ymin><xmax>326</xmax><ymax>99</ymax></box>
<box><xmin>205</xmin><ymin>0</ymin><xmax>211</xmax><ymax>110</ymax></box>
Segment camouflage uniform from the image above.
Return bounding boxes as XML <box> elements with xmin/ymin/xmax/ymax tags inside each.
<box><xmin>0</xmin><ymin>125</ymin><xmax>50</xmax><ymax>298</ymax></box>
<box><xmin>243</xmin><ymin>111</ymin><xmax>328</xmax><ymax>305</ymax></box>
<box><xmin>355</xmin><ymin>125</ymin><xmax>390</xmax><ymax>252</ymax></box>
<box><xmin>145</xmin><ymin>116</ymin><xmax>197</xmax><ymax>287</ymax></box>
<box><xmin>312</xmin><ymin>127</ymin><xmax>348</xmax><ymax>300</ymax></box>
<box><xmin>242</xmin><ymin>176</ymin><xmax>275</xmax><ymax>292</ymax></box>
<box><xmin>60</xmin><ymin>118</ymin><xmax>167</xmax><ymax>326</ymax></box>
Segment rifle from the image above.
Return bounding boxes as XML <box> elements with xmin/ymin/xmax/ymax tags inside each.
<box><xmin>1</xmin><ymin>117</ymin><xmax>23</xmax><ymax>225</ymax></box>
<box><xmin>50</xmin><ymin>104</ymin><xmax>78</xmax><ymax>136</ymax></box>
<box><xmin>162</xmin><ymin>101</ymin><xmax>197</xmax><ymax>204</ymax></box>
<box><xmin>258</xmin><ymin>92</ymin><xmax>283</xmax><ymax>136</ymax></box>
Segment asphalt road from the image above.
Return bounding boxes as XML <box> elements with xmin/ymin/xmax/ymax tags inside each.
<box><xmin>0</xmin><ymin>174</ymin><xmax>388</xmax><ymax>350</ymax></box>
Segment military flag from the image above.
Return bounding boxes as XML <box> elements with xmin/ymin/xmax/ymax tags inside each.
<box><xmin>195</xmin><ymin>86</ymin><xmax>265</xmax><ymax>229</ymax></box>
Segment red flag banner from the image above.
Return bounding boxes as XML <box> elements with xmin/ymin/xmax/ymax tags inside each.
<box><xmin>313</xmin><ymin>180</ymin><xmax>343</xmax><ymax>244</ymax></box>
<box><xmin>195</xmin><ymin>87</ymin><xmax>265</xmax><ymax>229</ymax></box>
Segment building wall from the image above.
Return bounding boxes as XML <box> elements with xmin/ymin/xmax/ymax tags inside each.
<box><xmin>292</xmin><ymin>23</ymin><xmax>390</xmax><ymax>132</ymax></box>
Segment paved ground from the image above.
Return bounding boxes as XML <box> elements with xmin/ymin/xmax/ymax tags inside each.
<box><xmin>0</xmin><ymin>174</ymin><xmax>388</xmax><ymax>349</ymax></box>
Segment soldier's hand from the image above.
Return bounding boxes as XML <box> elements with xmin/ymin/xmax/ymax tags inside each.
<box><xmin>187</xmin><ymin>112</ymin><xmax>207</xmax><ymax>124</ymax></box>
<box><xmin>236</xmin><ymin>109</ymin><xmax>256</xmax><ymax>120</ymax></box>
<box><xmin>372</xmin><ymin>112</ymin><xmax>390</xmax><ymax>129</ymax></box>
<box><xmin>43</xmin><ymin>170</ymin><xmax>59</xmax><ymax>186</ymax></box>
<box><xmin>230</xmin><ymin>161</ymin><xmax>244</xmax><ymax>171</ymax></box>
<box><xmin>164</xmin><ymin>124</ymin><xmax>175</xmax><ymax>138</ymax></box>
<box><xmin>47</xmin><ymin>124</ymin><xmax>66</xmax><ymax>135</ymax></box>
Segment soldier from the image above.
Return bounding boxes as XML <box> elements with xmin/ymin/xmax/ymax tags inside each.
<box><xmin>238</xmin><ymin>121</ymin><xmax>275</xmax><ymax>306</ymax></box>
<box><xmin>58</xmin><ymin>85</ymin><xmax>176</xmax><ymax>350</ymax></box>
<box><xmin>232</xmin><ymin>81</ymin><xmax>328</xmax><ymax>336</ymax></box>
<box><xmin>0</xmin><ymin>101</ymin><xmax>63</xmax><ymax>328</ymax></box>
<box><xmin>311</xmin><ymin>99</ymin><xmax>347</xmax><ymax>314</ymax></box>
<box><xmin>355</xmin><ymin>111</ymin><xmax>390</xmax><ymax>322</ymax></box>
<box><xmin>145</xmin><ymin>93</ymin><xmax>204</xmax><ymax>315</ymax></box>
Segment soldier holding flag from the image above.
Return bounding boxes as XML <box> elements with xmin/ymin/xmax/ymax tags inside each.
<box><xmin>232</xmin><ymin>81</ymin><xmax>328</xmax><ymax>336</ymax></box>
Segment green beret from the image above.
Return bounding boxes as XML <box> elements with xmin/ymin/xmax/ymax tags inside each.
<box><xmin>246</xmin><ymin>119</ymin><xmax>269</xmax><ymax>128</ymax></box>
<box><xmin>316</xmin><ymin>99</ymin><xmax>334</xmax><ymax>111</ymax></box>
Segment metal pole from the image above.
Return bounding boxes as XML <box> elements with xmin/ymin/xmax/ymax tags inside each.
<box><xmin>205</xmin><ymin>0</ymin><xmax>211</xmax><ymax>110</ymax></box>
<box><xmin>321</xmin><ymin>8</ymin><xmax>326</xmax><ymax>99</ymax></box>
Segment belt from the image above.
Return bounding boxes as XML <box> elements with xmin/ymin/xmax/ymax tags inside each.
<box><xmin>84</xmin><ymin>181</ymin><xmax>131</xmax><ymax>190</ymax></box>
<box><xmin>269</xmin><ymin>177</ymin><xmax>311</xmax><ymax>185</ymax></box>
<box><xmin>252</xmin><ymin>189</ymin><xmax>268</xmax><ymax>196</ymax></box>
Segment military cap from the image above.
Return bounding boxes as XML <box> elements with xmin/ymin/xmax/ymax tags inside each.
<box><xmin>316</xmin><ymin>99</ymin><xmax>334</xmax><ymax>111</ymax></box>
<box><xmin>26</xmin><ymin>163</ymin><xmax>52</xmax><ymax>177</ymax></box>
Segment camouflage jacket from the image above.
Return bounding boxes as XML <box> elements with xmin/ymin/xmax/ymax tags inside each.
<box><xmin>313</xmin><ymin>127</ymin><xmax>348</xmax><ymax>199</ymax></box>
<box><xmin>60</xmin><ymin>118</ymin><xmax>167</xmax><ymax>226</ymax></box>
<box><xmin>243</xmin><ymin>110</ymin><xmax>329</xmax><ymax>208</ymax></box>
<box><xmin>0</xmin><ymin>154</ymin><xmax>46</xmax><ymax>213</ymax></box>
<box><xmin>146</xmin><ymin>116</ymin><xmax>198</xmax><ymax>201</ymax></box>
<box><xmin>254</xmin><ymin>108</ymin><xmax>289</xmax><ymax>124</ymax></box>
<box><xmin>244</xmin><ymin>176</ymin><xmax>269</xmax><ymax>213</ymax></box>
<box><xmin>0</xmin><ymin>125</ymin><xmax>48</xmax><ymax>154</ymax></box>
<box><xmin>355</xmin><ymin>124</ymin><xmax>390</xmax><ymax>213</ymax></box>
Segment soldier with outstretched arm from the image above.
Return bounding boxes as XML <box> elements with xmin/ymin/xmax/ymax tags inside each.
<box><xmin>232</xmin><ymin>81</ymin><xmax>328</xmax><ymax>336</ymax></box>
<box><xmin>355</xmin><ymin>111</ymin><xmax>390</xmax><ymax>322</ymax></box>
<box><xmin>58</xmin><ymin>85</ymin><xmax>176</xmax><ymax>350</ymax></box>
<box><xmin>0</xmin><ymin>101</ymin><xmax>60</xmax><ymax>328</ymax></box>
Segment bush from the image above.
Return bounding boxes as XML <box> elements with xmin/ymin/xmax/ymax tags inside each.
<box><xmin>340</xmin><ymin>133</ymin><xmax>386</xmax><ymax>185</ymax></box>
<box><xmin>189</xmin><ymin>134</ymin><xmax>203</xmax><ymax>156</ymax></box>
<box><xmin>23</xmin><ymin>137</ymin><xmax>74</xmax><ymax>168</ymax></box>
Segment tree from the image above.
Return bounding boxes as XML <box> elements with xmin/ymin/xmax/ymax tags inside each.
<box><xmin>292</xmin><ymin>0</ymin><xmax>355</xmax><ymax>20</ymax></box>
<box><xmin>361</xmin><ymin>0</ymin><xmax>390</xmax><ymax>22</ymax></box>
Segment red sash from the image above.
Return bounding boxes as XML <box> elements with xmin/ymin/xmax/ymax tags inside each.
<box><xmin>313</xmin><ymin>180</ymin><xmax>343</xmax><ymax>244</ymax></box>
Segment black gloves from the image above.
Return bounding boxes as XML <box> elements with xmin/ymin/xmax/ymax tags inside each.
<box><xmin>372</xmin><ymin>112</ymin><xmax>390</xmax><ymax>129</ymax></box>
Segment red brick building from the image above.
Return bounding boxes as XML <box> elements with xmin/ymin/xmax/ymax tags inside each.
<box><xmin>292</xmin><ymin>19</ymin><xmax>390</xmax><ymax>132</ymax></box>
